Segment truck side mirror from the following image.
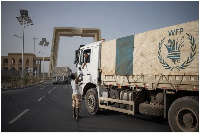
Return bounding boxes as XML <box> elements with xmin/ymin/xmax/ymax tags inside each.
<box><xmin>74</xmin><ymin>50</ymin><xmax>79</xmax><ymax>65</ymax></box>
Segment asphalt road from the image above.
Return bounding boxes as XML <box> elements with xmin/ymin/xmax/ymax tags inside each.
<box><xmin>1</xmin><ymin>81</ymin><xmax>171</xmax><ymax>132</ymax></box>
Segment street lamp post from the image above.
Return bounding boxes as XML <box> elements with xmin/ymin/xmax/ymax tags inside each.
<box><xmin>16</xmin><ymin>9</ymin><xmax>33</xmax><ymax>78</ymax></box>
<box><xmin>33</xmin><ymin>37</ymin><xmax>37</xmax><ymax>55</ymax></box>
<box><xmin>39</xmin><ymin>38</ymin><xmax>49</xmax><ymax>81</ymax></box>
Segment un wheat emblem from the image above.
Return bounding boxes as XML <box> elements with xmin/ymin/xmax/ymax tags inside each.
<box><xmin>158</xmin><ymin>33</ymin><xmax>196</xmax><ymax>71</ymax></box>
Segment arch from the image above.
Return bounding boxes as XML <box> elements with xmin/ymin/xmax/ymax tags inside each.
<box><xmin>19</xmin><ymin>58</ymin><xmax>22</xmax><ymax>64</ymax></box>
<box><xmin>18</xmin><ymin>58</ymin><xmax>22</xmax><ymax>70</ymax></box>
<box><xmin>11</xmin><ymin>58</ymin><xmax>15</xmax><ymax>64</ymax></box>
<box><xmin>26</xmin><ymin>58</ymin><xmax>29</xmax><ymax>67</ymax></box>
<box><xmin>49</xmin><ymin>27</ymin><xmax>101</xmax><ymax>77</ymax></box>
<box><xmin>11</xmin><ymin>58</ymin><xmax>15</xmax><ymax>69</ymax></box>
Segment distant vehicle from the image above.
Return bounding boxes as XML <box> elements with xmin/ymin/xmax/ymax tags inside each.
<box><xmin>74</xmin><ymin>20</ymin><xmax>199</xmax><ymax>132</ymax></box>
<box><xmin>51</xmin><ymin>67</ymin><xmax>72</xmax><ymax>84</ymax></box>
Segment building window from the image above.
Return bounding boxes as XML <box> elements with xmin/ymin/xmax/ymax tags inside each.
<box><xmin>26</xmin><ymin>59</ymin><xmax>29</xmax><ymax>66</ymax></box>
<box><xmin>3</xmin><ymin>59</ymin><xmax>8</xmax><ymax>63</ymax></box>
<box><xmin>11</xmin><ymin>58</ymin><xmax>15</xmax><ymax>68</ymax></box>
<box><xmin>3</xmin><ymin>58</ymin><xmax>8</xmax><ymax>66</ymax></box>
<box><xmin>3</xmin><ymin>67</ymin><xmax>8</xmax><ymax>70</ymax></box>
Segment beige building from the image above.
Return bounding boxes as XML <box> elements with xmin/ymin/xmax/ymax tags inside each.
<box><xmin>1</xmin><ymin>53</ymin><xmax>50</xmax><ymax>76</ymax></box>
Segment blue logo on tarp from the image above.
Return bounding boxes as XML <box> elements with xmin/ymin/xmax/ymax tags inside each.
<box><xmin>158</xmin><ymin>28</ymin><xmax>196</xmax><ymax>71</ymax></box>
<box><xmin>164</xmin><ymin>38</ymin><xmax>184</xmax><ymax>64</ymax></box>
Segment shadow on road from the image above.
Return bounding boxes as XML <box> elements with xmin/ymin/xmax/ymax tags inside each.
<box><xmin>91</xmin><ymin>109</ymin><xmax>168</xmax><ymax>125</ymax></box>
<box><xmin>129</xmin><ymin>114</ymin><xmax>168</xmax><ymax>124</ymax></box>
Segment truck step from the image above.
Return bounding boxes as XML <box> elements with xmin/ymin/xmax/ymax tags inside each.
<box><xmin>99</xmin><ymin>97</ymin><xmax>135</xmax><ymax>115</ymax></box>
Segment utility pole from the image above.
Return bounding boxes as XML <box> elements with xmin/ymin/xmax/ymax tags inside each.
<box><xmin>33</xmin><ymin>37</ymin><xmax>37</xmax><ymax>55</ymax></box>
<box><xmin>16</xmin><ymin>9</ymin><xmax>34</xmax><ymax>79</ymax></box>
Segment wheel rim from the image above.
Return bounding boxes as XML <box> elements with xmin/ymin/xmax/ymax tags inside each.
<box><xmin>87</xmin><ymin>94</ymin><xmax>95</xmax><ymax>110</ymax></box>
<box><xmin>176</xmin><ymin>108</ymin><xmax>198</xmax><ymax>132</ymax></box>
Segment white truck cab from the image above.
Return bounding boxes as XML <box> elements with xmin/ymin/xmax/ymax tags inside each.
<box><xmin>75</xmin><ymin>41</ymin><xmax>103</xmax><ymax>98</ymax></box>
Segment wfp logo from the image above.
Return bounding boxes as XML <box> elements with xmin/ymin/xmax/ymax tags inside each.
<box><xmin>164</xmin><ymin>38</ymin><xmax>183</xmax><ymax>64</ymax></box>
<box><xmin>158</xmin><ymin>28</ymin><xmax>196</xmax><ymax>71</ymax></box>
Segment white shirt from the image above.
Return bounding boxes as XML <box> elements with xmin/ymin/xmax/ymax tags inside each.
<box><xmin>71</xmin><ymin>80</ymin><xmax>80</xmax><ymax>94</ymax></box>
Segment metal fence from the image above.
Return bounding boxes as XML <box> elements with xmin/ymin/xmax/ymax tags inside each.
<box><xmin>1</xmin><ymin>70</ymin><xmax>28</xmax><ymax>78</ymax></box>
<box><xmin>1</xmin><ymin>69</ymin><xmax>44</xmax><ymax>88</ymax></box>
<box><xmin>1</xmin><ymin>69</ymin><xmax>50</xmax><ymax>79</ymax></box>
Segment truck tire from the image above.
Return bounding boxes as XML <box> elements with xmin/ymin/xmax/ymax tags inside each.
<box><xmin>85</xmin><ymin>88</ymin><xmax>99</xmax><ymax>114</ymax></box>
<box><xmin>168</xmin><ymin>96</ymin><xmax>199</xmax><ymax>132</ymax></box>
<box><xmin>139</xmin><ymin>102</ymin><xmax>164</xmax><ymax>116</ymax></box>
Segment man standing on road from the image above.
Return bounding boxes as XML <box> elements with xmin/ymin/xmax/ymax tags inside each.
<box><xmin>70</xmin><ymin>74</ymin><xmax>82</xmax><ymax>120</ymax></box>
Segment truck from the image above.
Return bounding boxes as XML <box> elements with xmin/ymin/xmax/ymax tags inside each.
<box><xmin>51</xmin><ymin>67</ymin><xmax>72</xmax><ymax>84</ymax></box>
<box><xmin>74</xmin><ymin>20</ymin><xmax>199</xmax><ymax>132</ymax></box>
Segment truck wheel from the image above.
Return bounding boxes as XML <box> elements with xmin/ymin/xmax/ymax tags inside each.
<box><xmin>168</xmin><ymin>96</ymin><xmax>199</xmax><ymax>132</ymax></box>
<box><xmin>85</xmin><ymin>88</ymin><xmax>99</xmax><ymax>114</ymax></box>
<box><xmin>139</xmin><ymin>102</ymin><xmax>164</xmax><ymax>116</ymax></box>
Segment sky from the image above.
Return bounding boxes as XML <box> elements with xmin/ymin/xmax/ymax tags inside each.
<box><xmin>1</xmin><ymin>1</ymin><xmax>199</xmax><ymax>73</ymax></box>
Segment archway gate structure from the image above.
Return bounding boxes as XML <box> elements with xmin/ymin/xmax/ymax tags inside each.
<box><xmin>49</xmin><ymin>27</ymin><xmax>101</xmax><ymax>77</ymax></box>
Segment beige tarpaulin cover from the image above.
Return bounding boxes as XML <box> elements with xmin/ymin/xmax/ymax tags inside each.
<box><xmin>101</xmin><ymin>20</ymin><xmax>199</xmax><ymax>76</ymax></box>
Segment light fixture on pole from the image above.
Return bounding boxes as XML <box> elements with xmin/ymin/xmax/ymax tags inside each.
<box><xmin>14</xmin><ymin>34</ymin><xmax>22</xmax><ymax>39</ymax></box>
<box><xmin>16</xmin><ymin>9</ymin><xmax>34</xmax><ymax>78</ymax></box>
<box><xmin>39</xmin><ymin>38</ymin><xmax>49</xmax><ymax>81</ymax></box>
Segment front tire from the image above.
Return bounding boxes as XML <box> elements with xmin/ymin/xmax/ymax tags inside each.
<box><xmin>168</xmin><ymin>96</ymin><xmax>199</xmax><ymax>132</ymax></box>
<box><xmin>85</xmin><ymin>88</ymin><xmax>99</xmax><ymax>114</ymax></box>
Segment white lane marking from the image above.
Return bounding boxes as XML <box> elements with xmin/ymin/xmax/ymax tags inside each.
<box><xmin>9</xmin><ymin>109</ymin><xmax>29</xmax><ymax>124</ymax></box>
<box><xmin>48</xmin><ymin>90</ymin><xmax>52</xmax><ymax>93</ymax></box>
<box><xmin>40</xmin><ymin>86</ymin><xmax>47</xmax><ymax>89</ymax></box>
<box><xmin>37</xmin><ymin>96</ymin><xmax>45</xmax><ymax>101</ymax></box>
<box><xmin>53</xmin><ymin>87</ymin><xmax>56</xmax><ymax>89</ymax></box>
